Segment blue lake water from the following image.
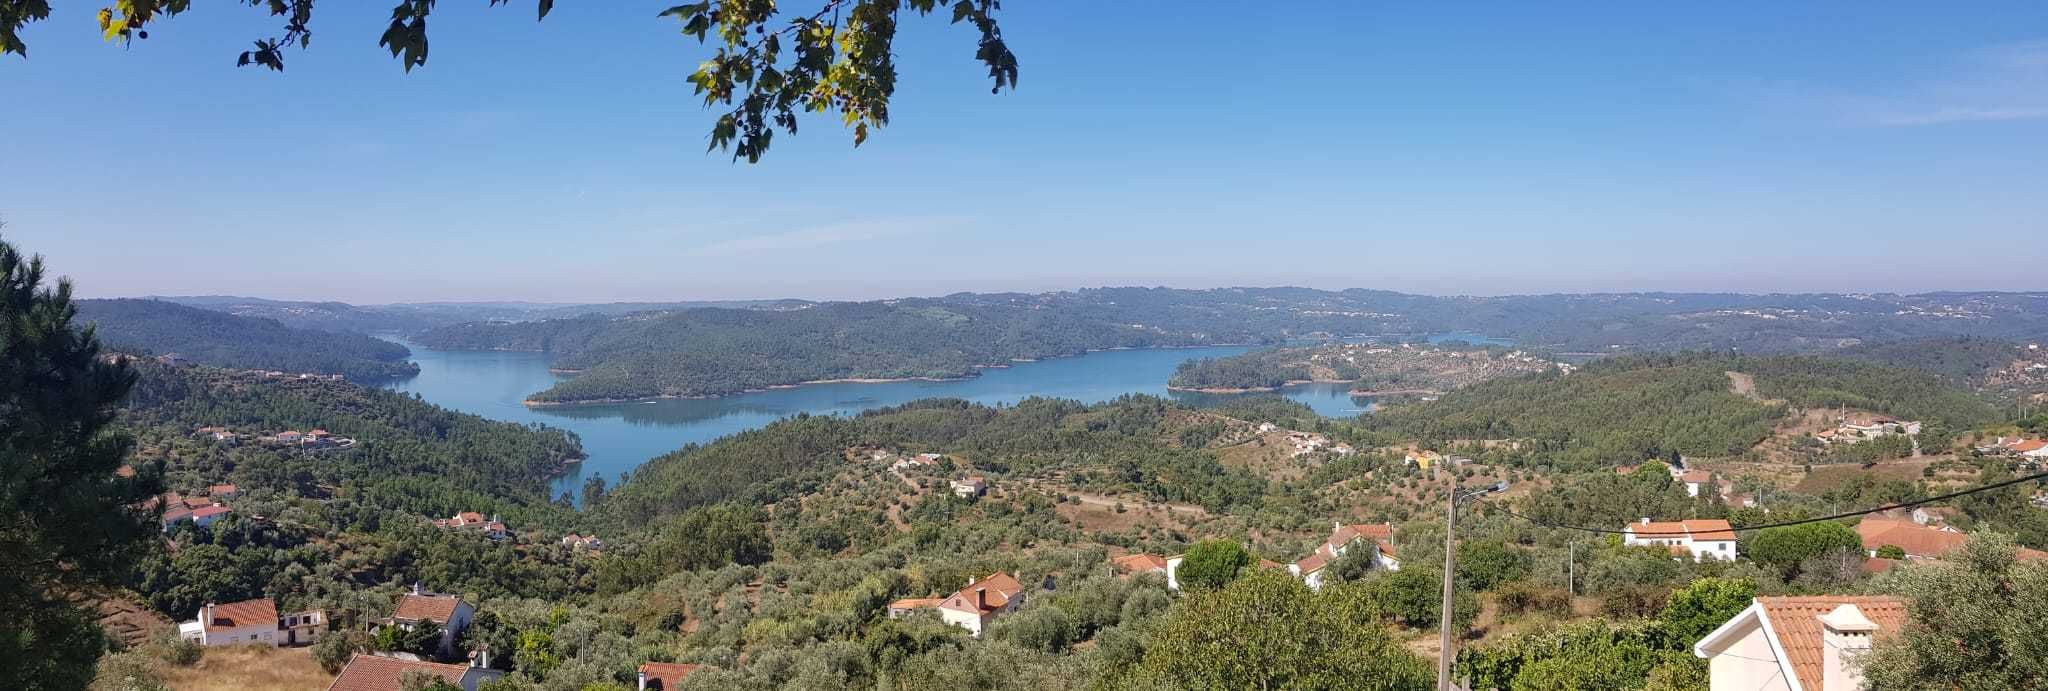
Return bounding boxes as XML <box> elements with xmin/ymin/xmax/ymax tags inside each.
<box><xmin>379</xmin><ymin>342</ymin><xmax>1378</xmax><ymax>498</ymax></box>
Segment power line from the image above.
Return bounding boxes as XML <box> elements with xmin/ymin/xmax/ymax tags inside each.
<box><xmin>1490</xmin><ymin>469</ymin><xmax>2048</xmax><ymax>537</ymax></box>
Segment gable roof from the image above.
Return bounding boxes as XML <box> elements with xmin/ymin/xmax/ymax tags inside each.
<box><xmin>1112</xmin><ymin>553</ymin><xmax>1168</xmax><ymax>574</ymax></box>
<box><xmin>1625</xmin><ymin>518</ymin><xmax>1735</xmax><ymax>541</ymax></box>
<box><xmin>392</xmin><ymin>594</ymin><xmax>464</xmax><ymax>623</ymax></box>
<box><xmin>202</xmin><ymin>598</ymin><xmax>277</xmax><ymax>634</ymax></box>
<box><xmin>887</xmin><ymin>597</ymin><xmax>943</xmax><ymax>611</ymax></box>
<box><xmin>637</xmin><ymin>662</ymin><xmax>702</xmax><ymax>689</ymax></box>
<box><xmin>1857</xmin><ymin>518</ymin><xmax>1967</xmax><ymax>558</ymax></box>
<box><xmin>1760</xmin><ymin>596</ymin><xmax>1907</xmax><ymax>691</ymax></box>
<box><xmin>327</xmin><ymin>654</ymin><xmax>470</xmax><ymax>691</ymax></box>
<box><xmin>1680</xmin><ymin>469</ymin><xmax>1713</xmax><ymax>483</ymax></box>
<box><xmin>939</xmin><ymin>572</ymin><xmax>1025</xmax><ymax>615</ymax></box>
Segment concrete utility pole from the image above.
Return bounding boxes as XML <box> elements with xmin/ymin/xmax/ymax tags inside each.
<box><xmin>1438</xmin><ymin>480</ymin><xmax>1509</xmax><ymax>691</ymax></box>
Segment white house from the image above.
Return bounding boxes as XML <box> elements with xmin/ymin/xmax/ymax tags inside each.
<box><xmin>1693</xmin><ymin>596</ymin><xmax>1904</xmax><ymax>691</ymax></box>
<box><xmin>950</xmin><ymin>477</ymin><xmax>988</xmax><ymax>499</ymax></box>
<box><xmin>937</xmin><ymin>572</ymin><xmax>1026</xmax><ymax>637</ymax></box>
<box><xmin>1289</xmin><ymin>522</ymin><xmax>1401</xmax><ymax>590</ymax></box>
<box><xmin>325</xmin><ymin>654</ymin><xmax>502</xmax><ymax>691</ymax></box>
<box><xmin>1622</xmin><ymin>518</ymin><xmax>1738</xmax><ymax>561</ymax></box>
<box><xmin>389</xmin><ymin>584</ymin><xmax>475</xmax><ymax>656</ymax></box>
<box><xmin>1679</xmin><ymin>470</ymin><xmax>1713</xmax><ymax>498</ymax></box>
<box><xmin>178</xmin><ymin>598</ymin><xmax>280</xmax><ymax>647</ymax></box>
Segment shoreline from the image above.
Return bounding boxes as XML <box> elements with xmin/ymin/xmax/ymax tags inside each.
<box><xmin>1166</xmin><ymin>378</ymin><xmax>1360</xmax><ymax>394</ymax></box>
<box><xmin>517</xmin><ymin>342</ymin><xmax>1278</xmax><ymax>407</ymax></box>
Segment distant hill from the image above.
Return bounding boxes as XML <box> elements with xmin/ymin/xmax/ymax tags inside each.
<box><xmin>77</xmin><ymin>299</ymin><xmax>419</xmax><ymax>381</ymax></box>
<box><xmin>157</xmin><ymin>295</ymin><xmax>815</xmax><ymax>334</ymax></box>
<box><xmin>411</xmin><ymin>287</ymin><xmax>2048</xmax><ymax>404</ymax></box>
<box><xmin>1360</xmin><ymin>352</ymin><xmax>2001</xmax><ymax>469</ymax></box>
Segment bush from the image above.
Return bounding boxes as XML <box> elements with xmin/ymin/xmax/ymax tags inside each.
<box><xmin>1493</xmin><ymin>581</ymin><xmax>1572</xmax><ymax>619</ymax></box>
<box><xmin>1177</xmin><ymin>540</ymin><xmax>1253</xmax><ymax>591</ymax></box>
<box><xmin>1877</xmin><ymin>544</ymin><xmax>1906</xmax><ymax>560</ymax></box>
<box><xmin>1657</xmin><ymin>577</ymin><xmax>1755</xmax><ymax>645</ymax></box>
<box><xmin>1599</xmin><ymin>585</ymin><xmax>1669</xmax><ymax>619</ymax></box>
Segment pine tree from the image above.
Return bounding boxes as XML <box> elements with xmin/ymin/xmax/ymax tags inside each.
<box><xmin>0</xmin><ymin>233</ymin><xmax>164</xmax><ymax>689</ymax></box>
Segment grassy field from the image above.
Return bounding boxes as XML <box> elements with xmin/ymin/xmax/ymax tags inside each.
<box><xmin>161</xmin><ymin>645</ymin><xmax>329</xmax><ymax>691</ymax></box>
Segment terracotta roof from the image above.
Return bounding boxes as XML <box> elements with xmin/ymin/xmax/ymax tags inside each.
<box><xmin>190</xmin><ymin>505</ymin><xmax>233</xmax><ymax>520</ymax></box>
<box><xmin>1112</xmin><ymin>553</ymin><xmax>1168</xmax><ymax>574</ymax></box>
<box><xmin>326</xmin><ymin>654</ymin><xmax>468</xmax><ymax>691</ymax></box>
<box><xmin>455</xmin><ymin>511</ymin><xmax>485</xmax><ymax>524</ymax></box>
<box><xmin>940</xmin><ymin>572</ymin><xmax>1025</xmax><ymax>615</ymax></box>
<box><xmin>2011</xmin><ymin>440</ymin><xmax>2047</xmax><ymax>452</ymax></box>
<box><xmin>1257</xmin><ymin>558</ymin><xmax>1286</xmax><ymax>570</ymax></box>
<box><xmin>1756</xmin><ymin>596</ymin><xmax>1908</xmax><ymax>691</ymax></box>
<box><xmin>1680</xmin><ymin>469</ymin><xmax>1713</xmax><ymax>483</ymax></box>
<box><xmin>1294</xmin><ymin>551</ymin><xmax>1330</xmax><ymax>575</ymax></box>
<box><xmin>1857</xmin><ymin>518</ymin><xmax>1967</xmax><ymax>559</ymax></box>
<box><xmin>208</xmin><ymin>483</ymin><xmax>238</xmax><ymax>495</ymax></box>
<box><xmin>202</xmin><ymin>598</ymin><xmax>278</xmax><ymax>634</ymax></box>
<box><xmin>1625</xmin><ymin>518</ymin><xmax>1735</xmax><ymax>541</ymax></box>
<box><xmin>887</xmin><ymin>598</ymin><xmax>943</xmax><ymax>611</ymax></box>
<box><xmin>392</xmin><ymin>594</ymin><xmax>463</xmax><ymax>623</ymax></box>
<box><xmin>637</xmin><ymin>662</ymin><xmax>702</xmax><ymax>689</ymax></box>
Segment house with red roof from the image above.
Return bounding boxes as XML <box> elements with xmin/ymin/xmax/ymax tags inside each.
<box><xmin>1679</xmin><ymin>469</ymin><xmax>1714</xmax><ymax>497</ymax></box>
<box><xmin>635</xmin><ymin>662</ymin><xmax>704</xmax><ymax>690</ymax></box>
<box><xmin>386</xmin><ymin>584</ymin><xmax>475</xmax><ymax>656</ymax></box>
<box><xmin>177</xmin><ymin>598</ymin><xmax>280</xmax><ymax>647</ymax></box>
<box><xmin>1622</xmin><ymin>518</ymin><xmax>1738</xmax><ymax>561</ymax></box>
<box><xmin>1289</xmin><ymin>522</ymin><xmax>1402</xmax><ymax>590</ymax></box>
<box><xmin>937</xmin><ymin>572</ymin><xmax>1028</xmax><ymax>636</ymax></box>
<box><xmin>1692</xmin><ymin>596</ymin><xmax>1905</xmax><ymax>691</ymax></box>
<box><xmin>326</xmin><ymin>654</ymin><xmax>501</xmax><ymax>691</ymax></box>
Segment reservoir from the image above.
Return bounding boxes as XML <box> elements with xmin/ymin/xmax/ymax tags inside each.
<box><xmin>381</xmin><ymin>342</ymin><xmax>1377</xmax><ymax>498</ymax></box>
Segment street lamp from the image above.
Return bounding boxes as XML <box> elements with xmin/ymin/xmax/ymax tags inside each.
<box><xmin>1439</xmin><ymin>479</ymin><xmax>1509</xmax><ymax>691</ymax></box>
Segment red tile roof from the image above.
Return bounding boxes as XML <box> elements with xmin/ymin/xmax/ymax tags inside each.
<box><xmin>940</xmin><ymin>572</ymin><xmax>1025</xmax><ymax>615</ymax></box>
<box><xmin>637</xmin><ymin>662</ymin><xmax>703</xmax><ymax>689</ymax></box>
<box><xmin>2010</xmin><ymin>440</ymin><xmax>2047</xmax><ymax>453</ymax></box>
<box><xmin>1857</xmin><ymin>518</ymin><xmax>1967</xmax><ymax>559</ymax></box>
<box><xmin>1756</xmin><ymin>596</ymin><xmax>1907</xmax><ymax>691</ymax></box>
<box><xmin>1680</xmin><ymin>469</ymin><xmax>1713</xmax><ymax>483</ymax></box>
<box><xmin>887</xmin><ymin>597</ymin><xmax>943</xmax><ymax>611</ymax></box>
<box><xmin>392</xmin><ymin>594</ymin><xmax>463</xmax><ymax>623</ymax></box>
<box><xmin>326</xmin><ymin>654</ymin><xmax>469</xmax><ymax>691</ymax></box>
<box><xmin>202</xmin><ymin>598</ymin><xmax>278</xmax><ymax>634</ymax></box>
<box><xmin>208</xmin><ymin>483</ymin><xmax>238</xmax><ymax>495</ymax></box>
<box><xmin>1625</xmin><ymin>518</ymin><xmax>1735</xmax><ymax>541</ymax></box>
<box><xmin>191</xmin><ymin>505</ymin><xmax>232</xmax><ymax>519</ymax></box>
<box><xmin>1111</xmin><ymin>553</ymin><xmax>1168</xmax><ymax>574</ymax></box>
<box><xmin>1294</xmin><ymin>550</ymin><xmax>1330</xmax><ymax>575</ymax></box>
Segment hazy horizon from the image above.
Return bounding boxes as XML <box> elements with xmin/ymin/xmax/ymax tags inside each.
<box><xmin>8</xmin><ymin>3</ymin><xmax>2047</xmax><ymax>302</ymax></box>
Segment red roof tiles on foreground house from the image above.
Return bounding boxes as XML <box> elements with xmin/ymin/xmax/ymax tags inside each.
<box><xmin>941</xmin><ymin>572</ymin><xmax>1025</xmax><ymax>615</ymax></box>
<box><xmin>1111</xmin><ymin>553</ymin><xmax>1168</xmax><ymax>574</ymax></box>
<box><xmin>326</xmin><ymin>654</ymin><xmax>471</xmax><ymax>691</ymax></box>
<box><xmin>392</xmin><ymin>593</ymin><xmax>464</xmax><ymax>623</ymax></box>
<box><xmin>200</xmin><ymin>598</ymin><xmax>278</xmax><ymax>636</ymax></box>
<box><xmin>1758</xmin><ymin>597</ymin><xmax>1907</xmax><ymax>691</ymax></box>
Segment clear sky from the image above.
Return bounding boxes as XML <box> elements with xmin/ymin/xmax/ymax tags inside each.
<box><xmin>4</xmin><ymin>2</ymin><xmax>2046</xmax><ymax>303</ymax></box>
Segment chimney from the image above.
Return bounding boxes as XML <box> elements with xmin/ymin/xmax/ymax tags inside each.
<box><xmin>976</xmin><ymin>588</ymin><xmax>988</xmax><ymax>610</ymax></box>
<box><xmin>412</xmin><ymin>582</ymin><xmax>424</xmax><ymax>596</ymax></box>
<box><xmin>1640</xmin><ymin>517</ymin><xmax>1651</xmax><ymax>525</ymax></box>
<box><xmin>1333</xmin><ymin>520</ymin><xmax>1343</xmax><ymax>532</ymax></box>
<box><xmin>1819</xmin><ymin>604</ymin><xmax>1880</xmax><ymax>691</ymax></box>
<box><xmin>637</xmin><ymin>669</ymin><xmax>648</xmax><ymax>691</ymax></box>
<box><xmin>204</xmin><ymin>603</ymin><xmax>215</xmax><ymax>625</ymax></box>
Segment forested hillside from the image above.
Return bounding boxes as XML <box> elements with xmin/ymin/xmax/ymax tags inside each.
<box><xmin>1168</xmin><ymin>342</ymin><xmax>1552</xmax><ymax>392</ymax></box>
<box><xmin>1359</xmin><ymin>353</ymin><xmax>2002</xmax><ymax>469</ymax></box>
<box><xmin>410</xmin><ymin>288</ymin><xmax>2048</xmax><ymax>403</ymax></box>
<box><xmin>420</xmin><ymin>301</ymin><xmax>1220</xmax><ymax>402</ymax></box>
<box><xmin>79</xmin><ymin>299</ymin><xmax>419</xmax><ymax>380</ymax></box>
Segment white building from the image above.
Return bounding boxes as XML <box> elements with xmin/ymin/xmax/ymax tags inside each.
<box><xmin>1679</xmin><ymin>469</ymin><xmax>1713</xmax><ymax>498</ymax></box>
<box><xmin>1622</xmin><ymin>518</ymin><xmax>1738</xmax><ymax>561</ymax></box>
<box><xmin>178</xmin><ymin>598</ymin><xmax>280</xmax><ymax>648</ymax></box>
<box><xmin>950</xmin><ymin>477</ymin><xmax>987</xmax><ymax>499</ymax></box>
<box><xmin>1290</xmin><ymin>522</ymin><xmax>1401</xmax><ymax>590</ymax></box>
<box><xmin>389</xmin><ymin>584</ymin><xmax>475</xmax><ymax>656</ymax></box>
<box><xmin>1693</xmin><ymin>596</ymin><xmax>1904</xmax><ymax>691</ymax></box>
<box><xmin>936</xmin><ymin>572</ymin><xmax>1026</xmax><ymax>637</ymax></box>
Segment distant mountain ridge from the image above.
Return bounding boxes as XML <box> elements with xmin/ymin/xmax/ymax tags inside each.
<box><xmin>402</xmin><ymin>287</ymin><xmax>2048</xmax><ymax>403</ymax></box>
<box><xmin>77</xmin><ymin>299</ymin><xmax>419</xmax><ymax>381</ymax></box>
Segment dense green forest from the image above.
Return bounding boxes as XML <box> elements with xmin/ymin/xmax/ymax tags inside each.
<box><xmin>79</xmin><ymin>299</ymin><xmax>419</xmax><ymax>380</ymax></box>
<box><xmin>121</xmin><ymin>362</ymin><xmax>582</xmax><ymax>512</ymax></box>
<box><xmin>1169</xmin><ymin>348</ymin><xmax>1316</xmax><ymax>390</ymax></box>
<box><xmin>1168</xmin><ymin>342</ymin><xmax>1546</xmax><ymax>392</ymax></box>
<box><xmin>1835</xmin><ymin>336</ymin><xmax>2026</xmax><ymax>383</ymax></box>
<box><xmin>1359</xmin><ymin>353</ymin><xmax>2001</xmax><ymax>470</ymax></box>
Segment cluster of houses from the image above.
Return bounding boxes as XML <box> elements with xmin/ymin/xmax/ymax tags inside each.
<box><xmin>1813</xmin><ymin>418</ymin><xmax>1922</xmax><ymax>445</ymax></box>
<box><xmin>886</xmin><ymin>572</ymin><xmax>1035</xmax><ymax>637</ymax></box>
<box><xmin>560</xmin><ymin>533</ymin><xmax>605</xmax><ymax>551</ymax></box>
<box><xmin>1975</xmin><ymin>435</ymin><xmax>2048</xmax><ymax>459</ymax></box>
<box><xmin>1622</xmin><ymin>518</ymin><xmax>1739</xmax><ymax>560</ymax></box>
<box><xmin>1617</xmin><ymin>461</ymin><xmax>1760</xmax><ymax>508</ymax></box>
<box><xmin>146</xmin><ymin>484</ymin><xmax>239</xmax><ymax>532</ymax></box>
<box><xmin>193</xmin><ymin>425</ymin><xmax>357</xmax><ymax>450</ymax></box>
<box><xmin>431</xmin><ymin>511</ymin><xmax>509</xmax><ymax>541</ymax></box>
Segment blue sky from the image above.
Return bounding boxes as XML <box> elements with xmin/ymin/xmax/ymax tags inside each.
<box><xmin>4</xmin><ymin>2</ymin><xmax>2045</xmax><ymax>303</ymax></box>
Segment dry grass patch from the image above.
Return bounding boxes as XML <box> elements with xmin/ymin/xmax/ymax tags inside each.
<box><xmin>161</xmin><ymin>645</ymin><xmax>330</xmax><ymax>691</ymax></box>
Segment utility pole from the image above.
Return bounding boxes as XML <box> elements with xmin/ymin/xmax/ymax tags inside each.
<box><xmin>1438</xmin><ymin>490</ymin><xmax>1458</xmax><ymax>691</ymax></box>
<box><xmin>1567</xmin><ymin>541</ymin><xmax>1576</xmax><ymax>598</ymax></box>
<box><xmin>1438</xmin><ymin>481</ymin><xmax>1508</xmax><ymax>691</ymax></box>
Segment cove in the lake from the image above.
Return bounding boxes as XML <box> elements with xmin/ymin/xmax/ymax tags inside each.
<box><xmin>379</xmin><ymin>341</ymin><xmax>1378</xmax><ymax>500</ymax></box>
